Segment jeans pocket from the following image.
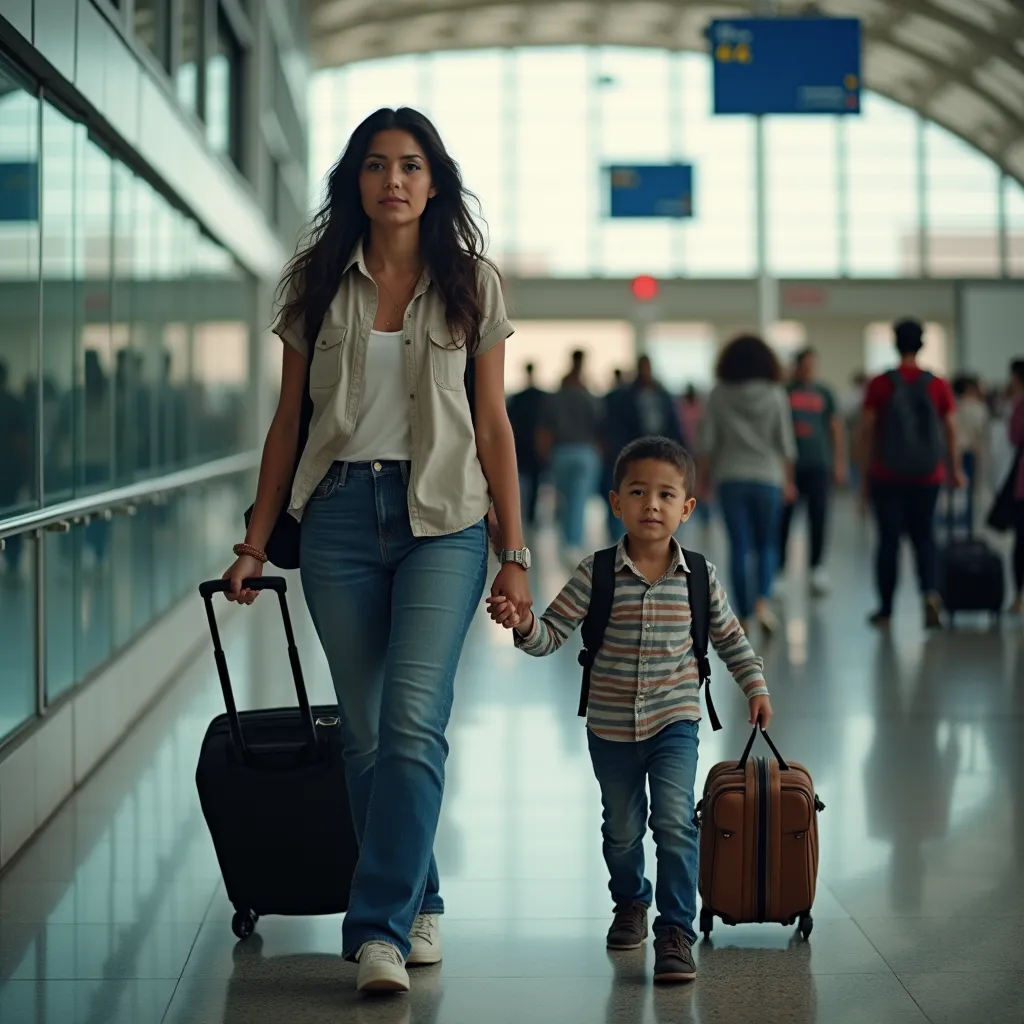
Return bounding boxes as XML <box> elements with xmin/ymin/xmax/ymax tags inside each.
<box><xmin>309</xmin><ymin>466</ymin><xmax>339</xmax><ymax>502</ymax></box>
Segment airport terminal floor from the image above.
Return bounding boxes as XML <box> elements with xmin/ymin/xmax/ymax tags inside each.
<box><xmin>0</xmin><ymin>496</ymin><xmax>1021</xmax><ymax>1024</ymax></box>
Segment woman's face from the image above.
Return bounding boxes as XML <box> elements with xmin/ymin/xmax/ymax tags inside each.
<box><xmin>359</xmin><ymin>129</ymin><xmax>436</xmax><ymax>228</ymax></box>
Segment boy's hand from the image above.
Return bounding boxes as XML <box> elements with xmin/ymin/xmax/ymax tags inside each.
<box><xmin>748</xmin><ymin>694</ymin><xmax>773</xmax><ymax>730</ymax></box>
<box><xmin>486</xmin><ymin>595</ymin><xmax>523</xmax><ymax>630</ymax></box>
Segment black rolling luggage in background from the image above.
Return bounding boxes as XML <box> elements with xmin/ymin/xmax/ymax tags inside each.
<box><xmin>937</xmin><ymin>490</ymin><xmax>1004</xmax><ymax>624</ymax></box>
<box><xmin>196</xmin><ymin>576</ymin><xmax>358</xmax><ymax>940</ymax></box>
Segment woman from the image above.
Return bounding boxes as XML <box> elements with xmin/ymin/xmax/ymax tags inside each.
<box><xmin>698</xmin><ymin>335</ymin><xmax>795</xmax><ymax>635</ymax></box>
<box><xmin>221</xmin><ymin>108</ymin><xmax>531</xmax><ymax>994</ymax></box>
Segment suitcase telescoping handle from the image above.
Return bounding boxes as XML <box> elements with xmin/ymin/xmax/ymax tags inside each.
<box><xmin>197</xmin><ymin>576</ymin><xmax>318</xmax><ymax>762</ymax></box>
<box><xmin>737</xmin><ymin>723</ymin><xmax>790</xmax><ymax>771</ymax></box>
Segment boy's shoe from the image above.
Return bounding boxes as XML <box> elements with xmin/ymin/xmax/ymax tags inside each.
<box><xmin>653</xmin><ymin>927</ymin><xmax>697</xmax><ymax>983</ymax></box>
<box><xmin>809</xmin><ymin>567</ymin><xmax>831</xmax><ymax>596</ymax></box>
<box><xmin>606</xmin><ymin>901</ymin><xmax>649</xmax><ymax>950</ymax></box>
<box><xmin>408</xmin><ymin>913</ymin><xmax>442</xmax><ymax>965</ymax></box>
<box><xmin>924</xmin><ymin>593</ymin><xmax>943</xmax><ymax>630</ymax></box>
<box><xmin>356</xmin><ymin>941</ymin><xmax>410</xmax><ymax>993</ymax></box>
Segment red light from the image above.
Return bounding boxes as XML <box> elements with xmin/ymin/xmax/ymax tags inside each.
<box><xmin>631</xmin><ymin>275</ymin><xmax>659</xmax><ymax>301</ymax></box>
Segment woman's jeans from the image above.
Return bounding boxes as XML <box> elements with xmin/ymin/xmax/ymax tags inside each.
<box><xmin>299</xmin><ymin>461</ymin><xmax>488</xmax><ymax>960</ymax></box>
<box><xmin>552</xmin><ymin>444</ymin><xmax>601</xmax><ymax>548</ymax></box>
<box><xmin>717</xmin><ymin>480</ymin><xmax>783</xmax><ymax>620</ymax></box>
<box><xmin>587</xmin><ymin>720</ymin><xmax>700</xmax><ymax>943</ymax></box>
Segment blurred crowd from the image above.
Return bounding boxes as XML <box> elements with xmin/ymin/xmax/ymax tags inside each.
<box><xmin>507</xmin><ymin>328</ymin><xmax>1024</xmax><ymax>631</ymax></box>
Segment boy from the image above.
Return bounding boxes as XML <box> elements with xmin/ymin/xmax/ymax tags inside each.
<box><xmin>487</xmin><ymin>436</ymin><xmax>773</xmax><ymax>983</ymax></box>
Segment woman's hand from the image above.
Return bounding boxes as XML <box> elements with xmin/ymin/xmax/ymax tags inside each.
<box><xmin>222</xmin><ymin>554</ymin><xmax>265</xmax><ymax>605</ymax></box>
<box><xmin>491</xmin><ymin>563</ymin><xmax>532</xmax><ymax>628</ymax></box>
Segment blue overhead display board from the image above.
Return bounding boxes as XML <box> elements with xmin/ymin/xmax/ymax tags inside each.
<box><xmin>608</xmin><ymin>164</ymin><xmax>694</xmax><ymax>219</ymax></box>
<box><xmin>710</xmin><ymin>17</ymin><xmax>861</xmax><ymax>116</ymax></box>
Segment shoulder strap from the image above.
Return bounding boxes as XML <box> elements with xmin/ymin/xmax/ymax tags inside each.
<box><xmin>680</xmin><ymin>548</ymin><xmax>722</xmax><ymax>732</ymax></box>
<box><xmin>464</xmin><ymin>350</ymin><xmax>476</xmax><ymax>422</ymax></box>
<box><xmin>577</xmin><ymin>546</ymin><xmax>617</xmax><ymax>717</ymax></box>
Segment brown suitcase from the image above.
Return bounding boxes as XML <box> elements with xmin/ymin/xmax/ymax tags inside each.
<box><xmin>694</xmin><ymin>727</ymin><xmax>825</xmax><ymax>941</ymax></box>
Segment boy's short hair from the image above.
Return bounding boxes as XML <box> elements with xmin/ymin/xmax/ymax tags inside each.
<box><xmin>613</xmin><ymin>436</ymin><xmax>696</xmax><ymax>495</ymax></box>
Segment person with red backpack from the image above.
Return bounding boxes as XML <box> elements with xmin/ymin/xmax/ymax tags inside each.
<box><xmin>859</xmin><ymin>320</ymin><xmax>964</xmax><ymax>629</ymax></box>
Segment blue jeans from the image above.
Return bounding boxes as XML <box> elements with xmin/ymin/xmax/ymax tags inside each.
<box><xmin>299</xmin><ymin>461</ymin><xmax>488</xmax><ymax>960</ymax></box>
<box><xmin>587</xmin><ymin>720</ymin><xmax>700</xmax><ymax>943</ymax></box>
<box><xmin>552</xmin><ymin>444</ymin><xmax>601</xmax><ymax>548</ymax></box>
<box><xmin>717</xmin><ymin>480</ymin><xmax>783</xmax><ymax>620</ymax></box>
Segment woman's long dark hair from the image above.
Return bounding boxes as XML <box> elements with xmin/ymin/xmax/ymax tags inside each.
<box><xmin>276</xmin><ymin>107</ymin><xmax>496</xmax><ymax>352</ymax></box>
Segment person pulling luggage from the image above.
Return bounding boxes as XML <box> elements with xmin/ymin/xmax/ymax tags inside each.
<box><xmin>859</xmin><ymin>320</ymin><xmax>964</xmax><ymax>629</ymax></box>
<box><xmin>221</xmin><ymin>107</ymin><xmax>531</xmax><ymax>995</ymax></box>
<box><xmin>487</xmin><ymin>435</ymin><xmax>774</xmax><ymax>983</ymax></box>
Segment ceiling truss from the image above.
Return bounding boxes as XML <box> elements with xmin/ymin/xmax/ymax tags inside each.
<box><xmin>308</xmin><ymin>0</ymin><xmax>1024</xmax><ymax>183</ymax></box>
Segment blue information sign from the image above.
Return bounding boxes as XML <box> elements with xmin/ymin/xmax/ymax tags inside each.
<box><xmin>710</xmin><ymin>17</ymin><xmax>861</xmax><ymax>116</ymax></box>
<box><xmin>0</xmin><ymin>161</ymin><xmax>39</xmax><ymax>222</ymax></box>
<box><xmin>608</xmin><ymin>164</ymin><xmax>694</xmax><ymax>219</ymax></box>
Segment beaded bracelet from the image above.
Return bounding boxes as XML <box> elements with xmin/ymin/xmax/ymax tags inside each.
<box><xmin>233</xmin><ymin>542</ymin><xmax>268</xmax><ymax>563</ymax></box>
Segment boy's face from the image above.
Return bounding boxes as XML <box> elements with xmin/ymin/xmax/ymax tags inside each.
<box><xmin>610</xmin><ymin>458</ymin><xmax>697</xmax><ymax>542</ymax></box>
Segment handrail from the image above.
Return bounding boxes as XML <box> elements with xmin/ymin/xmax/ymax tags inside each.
<box><xmin>0</xmin><ymin>451</ymin><xmax>260</xmax><ymax>542</ymax></box>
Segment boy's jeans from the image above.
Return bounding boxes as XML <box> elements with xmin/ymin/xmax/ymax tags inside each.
<box><xmin>299</xmin><ymin>461</ymin><xmax>488</xmax><ymax>960</ymax></box>
<box><xmin>587</xmin><ymin>719</ymin><xmax>700</xmax><ymax>944</ymax></box>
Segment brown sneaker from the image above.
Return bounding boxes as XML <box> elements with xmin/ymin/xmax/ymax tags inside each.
<box><xmin>653</xmin><ymin>927</ymin><xmax>697</xmax><ymax>983</ymax></box>
<box><xmin>924</xmin><ymin>593</ymin><xmax>942</xmax><ymax>630</ymax></box>
<box><xmin>606</xmin><ymin>902</ymin><xmax>649</xmax><ymax>950</ymax></box>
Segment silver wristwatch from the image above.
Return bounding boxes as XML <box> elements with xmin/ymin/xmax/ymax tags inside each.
<box><xmin>499</xmin><ymin>547</ymin><xmax>532</xmax><ymax>570</ymax></box>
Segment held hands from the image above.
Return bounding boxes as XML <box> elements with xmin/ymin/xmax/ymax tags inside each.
<box><xmin>486</xmin><ymin>593</ymin><xmax>533</xmax><ymax>634</ymax></box>
<box><xmin>748</xmin><ymin>694</ymin><xmax>774</xmax><ymax>730</ymax></box>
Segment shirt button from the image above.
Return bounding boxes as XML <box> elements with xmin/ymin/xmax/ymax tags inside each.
<box><xmin>644</xmin><ymin>623</ymin><xmax>651</xmax><ymax>630</ymax></box>
<box><xmin>409</xmin><ymin>393</ymin><xmax>415</xmax><ymax>400</ymax></box>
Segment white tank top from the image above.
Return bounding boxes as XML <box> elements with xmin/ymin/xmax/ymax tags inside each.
<box><xmin>336</xmin><ymin>330</ymin><xmax>411</xmax><ymax>463</ymax></box>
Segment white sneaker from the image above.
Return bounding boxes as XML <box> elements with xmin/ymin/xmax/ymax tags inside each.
<box><xmin>408</xmin><ymin>913</ymin><xmax>443</xmax><ymax>965</ymax></box>
<box><xmin>809</xmin><ymin>568</ymin><xmax>831</xmax><ymax>596</ymax></box>
<box><xmin>356</xmin><ymin>941</ymin><xmax>409</xmax><ymax>993</ymax></box>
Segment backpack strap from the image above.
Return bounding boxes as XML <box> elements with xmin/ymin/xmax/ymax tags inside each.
<box><xmin>464</xmin><ymin>352</ymin><xmax>476</xmax><ymax>421</ymax></box>
<box><xmin>680</xmin><ymin>548</ymin><xmax>722</xmax><ymax>732</ymax></box>
<box><xmin>578</xmin><ymin>546</ymin><xmax>617</xmax><ymax>717</ymax></box>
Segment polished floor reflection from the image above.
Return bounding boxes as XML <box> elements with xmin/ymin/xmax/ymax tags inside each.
<box><xmin>1</xmin><ymin>497</ymin><xmax>1021</xmax><ymax>1023</ymax></box>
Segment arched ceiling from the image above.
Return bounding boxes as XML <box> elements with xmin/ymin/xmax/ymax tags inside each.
<box><xmin>307</xmin><ymin>0</ymin><xmax>1024</xmax><ymax>183</ymax></box>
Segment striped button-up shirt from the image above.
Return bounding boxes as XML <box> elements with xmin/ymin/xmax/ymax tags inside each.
<box><xmin>514</xmin><ymin>538</ymin><xmax>769</xmax><ymax>742</ymax></box>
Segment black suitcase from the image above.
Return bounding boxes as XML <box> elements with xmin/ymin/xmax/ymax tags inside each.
<box><xmin>196</xmin><ymin>576</ymin><xmax>358</xmax><ymax>940</ymax></box>
<box><xmin>937</xmin><ymin>492</ymin><xmax>1004</xmax><ymax>623</ymax></box>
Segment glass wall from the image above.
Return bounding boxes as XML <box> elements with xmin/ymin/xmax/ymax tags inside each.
<box><xmin>0</xmin><ymin>54</ymin><xmax>255</xmax><ymax>743</ymax></box>
<box><xmin>0</xmin><ymin>60</ymin><xmax>40</xmax><ymax>743</ymax></box>
<box><xmin>311</xmin><ymin>48</ymin><xmax>1016</xmax><ymax>280</ymax></box>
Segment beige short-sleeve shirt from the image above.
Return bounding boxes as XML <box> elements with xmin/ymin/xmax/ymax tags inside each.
<box><xmin>273</xmin><ymin>241</ymin><xmax>513</xmax><ymax>537</ymax></box>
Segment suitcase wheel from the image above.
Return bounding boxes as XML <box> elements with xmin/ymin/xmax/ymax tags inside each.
<box><xmin>798</xmin><ymin>912</ymin><xmax>813</xmax><ymax>940</ymax></box>
<box><xmin>232</xmin><ymin>909</ymin><xmax>259</xmax><ymax>941</ymax></box>
<box><xmin>699</xmin><ymin>907</ymin><xmax>713</xmax><ymax>941</ymax></box>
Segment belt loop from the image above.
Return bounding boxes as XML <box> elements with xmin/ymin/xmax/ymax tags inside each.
<box><xmin>400</xmin><ymin>461</ymin><xmax>409</xmax><ymax>486</ymax></box>
<box><xmin>338</xmin><ymin>461</ymin><xmax>349</xmax><ymax>488</ymax></box>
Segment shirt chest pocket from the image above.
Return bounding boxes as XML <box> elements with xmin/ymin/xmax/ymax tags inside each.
<box><xmin>428</xmin><ymin>328</ymin><xmax>466</xmax><ymax>392</ymax></box>
<box><xmin>309</xmin><ymin>326</ymin><xmax>347</xmax><ymax>391</ymax></box>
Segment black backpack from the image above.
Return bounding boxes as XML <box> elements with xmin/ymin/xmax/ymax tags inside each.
<box><xmin>879</xmin><ymin>370</ymin><xmax>944</xmax><ymax>478</ymax></box>
<box><xmin>577</xmin><ymin>546</ymin><xmax>722</xmax><ymax>731</ymax></box>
